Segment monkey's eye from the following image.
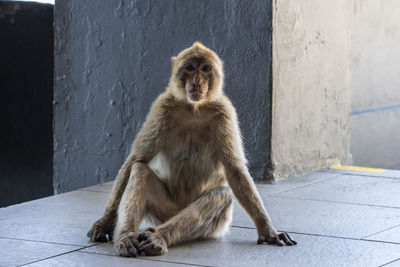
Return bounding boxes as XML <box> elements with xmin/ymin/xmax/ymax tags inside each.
<box><xmin>201</xmin><ymin>64</ymin><xmax>212</xmax><ymax>72</ymax></box>
<box><xmin>185</xmin><ymin>64</ymin><xmax>195</xmax><ymax>72</ymax></box>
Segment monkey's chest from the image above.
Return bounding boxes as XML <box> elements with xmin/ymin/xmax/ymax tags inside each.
<box><xmin>149</xmin><ymin>131</ymin><xmax>218</xmax><ymax>180</ymax></box>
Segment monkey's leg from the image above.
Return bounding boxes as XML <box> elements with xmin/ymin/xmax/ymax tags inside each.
<box><xmin>113</xmin><ymin>162</ymin><xmax>179</xmax><ymax>257</ymax></box>
<box><xmin>137</xmin><ymin>186</ymin><xmax>233</xmax><ymax>256</ymax></box>
<box><xmin>87</xmin><ymin>157</ymin><xmax>135</xmax><ymax>242</ymax></box>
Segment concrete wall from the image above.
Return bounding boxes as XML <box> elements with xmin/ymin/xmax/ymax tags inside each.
<box><xmin>0</xmin><ymin>2</ymin><xmax>54</xmax><ymax>207</ymax></box>
<box><xmin>351</xmin><ymin>0</ymin><xmax>400</xmax><ymax>169</ymax></box>
<box><xmin>54</xmin><ymin>0</ymin><xmax>273</xmax><ymax>193</ymax></box>
<box><xmin>271</xmin><ymin>0</ymin><xmax>353</xmax><ymax>179</ymax></box>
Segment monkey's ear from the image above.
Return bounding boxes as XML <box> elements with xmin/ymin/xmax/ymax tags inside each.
<box><xmin>171</xmin><ymin>57</ymin><xmax>177</xmax><ymax>69</ymax></box>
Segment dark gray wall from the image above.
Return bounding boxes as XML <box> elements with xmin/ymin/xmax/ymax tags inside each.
<box><xmin>54</xmin><ymin>0</ymin><xmax>272</xmax><ymax>193</ymax></box>
<box><xmin>0</xmin><ymin>2</ymin><xmax>53</xmax><ymax>207</ymax></box>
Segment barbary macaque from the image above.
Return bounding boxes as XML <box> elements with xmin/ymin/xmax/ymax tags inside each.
<box><xmin>87</xmin><ymin>42</ymin><xmax>296</xmax><ymax>257</ymax></box>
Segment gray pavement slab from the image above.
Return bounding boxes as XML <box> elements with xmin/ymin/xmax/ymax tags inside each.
<box><xmin>0</xmin><ymin>190</ymin><xmax>109</xmax><ymax>246</ymax></box>
<box><xmin>232</xmin><ymin>196</ymin><xmax>400</xmax><ymax>239</ymax></box>
<box><xmin>82</xmin><ymin>227</ymin><xmax>400</xmax><ymax>267</ymax></box>
<box><xmin>24</xmin><ymin>251</ymin><xmax>196</xmax><ymax>267</ymax></box>
<box><xmin>3</xmin><ymin>169</ymin><xmax>400</xmax><ymax>266</ymax></box>
<box><xmin>365</xmin><ymin>225</ymin><xmax>400</xmax><ymax>244</ymax></box>
<box><xmin>0</xmin><ymin>238</ymin><xmax>79</xmax><ymax>267</ymax></box>
<box><xmin>274</xmin><ymin>174</ymin><xmax>400</xmax><ymax>208</ymax></box>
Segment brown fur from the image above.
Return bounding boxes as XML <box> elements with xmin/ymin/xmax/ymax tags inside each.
<box><xmin>87</xmin><ymin>42</ymin><xmax>296</xmax><ymax>257</ymax></box>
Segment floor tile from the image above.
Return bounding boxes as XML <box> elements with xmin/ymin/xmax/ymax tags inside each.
<box><xmin>82</xmin><ymin>227</ymin><xmax>400</xmax><ymax>267</ymax></box>
<box><xmin>365</xmin><ymin>226</ymin><xmax>400</xmax><ymax>244</ymax></box>
<box><xmin>0</xmin><ymin>191</ymin><xmax>110</xmax><ymax>246</ymax></box>
<box><xmin>274</xmin><ymin>174</ymin><xmax>400</xmax><ymax>208</ymax></box>
<box><xmin>25</xmin><ymin>251</ymin><xmax>194</xmax><ymax>267</ymax></box>
<box><xmin>232</xmin><ymin>196</ymin><xmax>400</xmax><ymax>238</ymax></box>
<box><xmin>0</xmin><ymin>238</ymin><xmax>79</xmax><ymax>267</ymax></box>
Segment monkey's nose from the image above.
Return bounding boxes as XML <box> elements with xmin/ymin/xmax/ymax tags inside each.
<box><xmin>190</xmin><ymin>84</ymin><xmax>201</xmax><ymax>92</ymax></box>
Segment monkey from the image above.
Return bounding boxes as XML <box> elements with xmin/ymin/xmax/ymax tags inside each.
<box><xmin>87</xmin><ymin>42</ymin><xmax>296</xmax><ymax>257</ymax></box>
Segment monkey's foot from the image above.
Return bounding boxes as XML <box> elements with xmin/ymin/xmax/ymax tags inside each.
<box><xmin>87</xmin><ymin>217</ymin><xmax>114</xmax><ymax>242</ymax></box>
<box><xmin>137</xmin><ymin>228</ymin><xmax>168</xmax><ymax>256</ymax></box>
<box><xmin>114</xmin><ymin>232</ymin><xmax>140</xmax><ymax>257</ymax></box>
<box><xmin>257</xmin><ymin>232</ymin><xmax>297</xmax><ymax>246</ymax></box>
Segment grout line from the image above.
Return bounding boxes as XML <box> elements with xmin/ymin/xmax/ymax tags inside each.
<box><xmin>20</xmin><ymin>243</ymin><xmax>99</xmax><ymax>266</ymax></box>
<box><xmin>361</xmin><ymin>225</ymin><xmax>400</xmax><ymax>239</ymax></box>
<box><xmin>230</xmin><ymin>225</ymin><xmax>400</xmax><ymax>245</ymax></box>
<box><xmin>259</xmin><ymin>173</ymin><xmax>341</xmax><ymax>196</ymax></box>
<box><xmin>379</xmin><ymin>258</ymin><xmax>400</xmax><ymax>267</ymax></box>
<box><xmin>79</xmin><ymin>189</ymin><xmax>111</xmax><ymax>194</ymax></box>
<box><xmin>0</xmin><ymin>236</ymin><xmax>87</xmax><ymax>247</ymax></box>
<box><xmin>79</xmin><ymin>250</ymin><xmax>213</xmax><ymax>267</ymax></box>
<box><xmin>319</xmin><ymin>170</ymin><xmax>400</xmax><ymax>180</ymax></box>
<box><xmin>268</xmin><ymin>195</ymin><xmax>400</xmax><ymax>210</ymax></box>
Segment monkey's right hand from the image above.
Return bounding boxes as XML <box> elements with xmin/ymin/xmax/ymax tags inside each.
<box><xmin>114</xmin><ymin>232</ymin><xmax>140</xmax><ymax>257</ymax></box>
<box><xmin>87</xmin><ymin>217</ymin><xmax>114</xmax><ymax>242</ymax></box>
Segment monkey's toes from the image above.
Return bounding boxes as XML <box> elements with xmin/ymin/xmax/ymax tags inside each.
<box><xmin>258</xmin><ymin>232</ymin><xmax>297</xmax><ymax>246</ymax></box>
<box><xmin>137</xmin><ymin>230</ymin><xmax>168</xmax><ymax>256</ymax></box>
<box><xmin>114</xmin><ymin>232</ymin><xmax>140</xmax><ymax>257</ymax></box>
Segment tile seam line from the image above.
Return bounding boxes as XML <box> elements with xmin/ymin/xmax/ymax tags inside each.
<box><xmin>78</xmin><ymin>251</ymin><xmax>213</xmax><ymax>267</ymax></box>
<box><xmin>319</xmin><ymin>170</ymin><xmax>400</xmax><ymax>180</ymax></box>
<box><xmin>230</xmin><ymin>225</ymin><xmax>400</xmax><ymax>245</ymax></box>
<box><xmin>379</xmin><ymin>257</ymin><xmax>400</xmax><ymax>267</ymax></box>
<box><xmin>19</xmin><ymin>243</ymin><xmax>99</xmax><ymax>266</ymax></box>
<box><xmin>0</xmin><ymin>236</ymin><xmax>87</xmax><ymax>247</ymax></box>
<box><xmin>268</xmin><ymin>195</ymin><xmax>400</xmax><ymax>209</ymax></box>
<box><xmin>258</xmin><ymin>173</ymin><xmax>341</xmax><ymax>196</ymax></box>
<box><xmin>79</xmin><ymin>189</ymin><xmax>111</xmax><ymax>193</ymax></box>
<box><xmin>361</xmin><ymin>225</ymin><xmax>400</xmax><ymax>239</ymax></box>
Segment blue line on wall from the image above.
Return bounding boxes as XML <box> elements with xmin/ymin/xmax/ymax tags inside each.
<box><xmin>352</xmin><ymin>103</ymin><xmax>400</xmax><ymax>116</ymax></box>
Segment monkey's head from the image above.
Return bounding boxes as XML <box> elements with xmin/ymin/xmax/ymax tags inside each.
<box><xmin>168</xmin><ymin>42</ymin><xmax>224</xmax><ymax>103</ymax></box>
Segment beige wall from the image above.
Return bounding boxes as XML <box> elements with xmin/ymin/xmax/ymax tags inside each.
<box><xmin>351</xmin><ymin>0</ymin><xmax>400</xmax><ymax>169</ymax></box>
<box><xmin>271</xmin><ymin>0</ymin><xmax>353</xmax><ymax>179</ymax></box>
<box><xmin>352</xmin><ymin>0</ymin><xmax>400</xmax><ymax>111</ymax></box>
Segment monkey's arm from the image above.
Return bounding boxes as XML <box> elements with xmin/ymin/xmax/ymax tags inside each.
<box><xmin>220</xmin><ymin>116</ymin><xmax>296</xmax><ymax>246</ymax></box>
<box><xmin>88</xmin><ymin>97</ymin><xmax>167</xmax><ymax>242</ymax></box>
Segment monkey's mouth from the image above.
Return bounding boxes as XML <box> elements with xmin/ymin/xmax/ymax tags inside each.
<box><xmin>188</xmin><ymin>90</ymin><xmax>205</xmax><ymax>101</ymax></box>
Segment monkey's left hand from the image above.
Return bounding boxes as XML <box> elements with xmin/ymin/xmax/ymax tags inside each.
<box><xmin>257</xmin><ymin>231</ymin><xmax>297</xmax><ymax>246</ymax></box>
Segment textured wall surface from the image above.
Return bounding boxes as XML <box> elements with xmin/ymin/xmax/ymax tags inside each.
<box><xmin>271</xmin><ymin>0</ymin><xmax>352</xmax><ymax>179</ymax></box>
<box><xmin>54</xmin><ymin>0</ymin><xmax>272</xmax><ymax>193</ymax></box>
<box><xmin>0</xmin><ymin>2</ymin><xmax>53</xmax><ymax>206</ymax></box>
<box><xmin>351</xmin><ymin>0</ymin><xmax>400</xmax><ymax>169</ymax></box>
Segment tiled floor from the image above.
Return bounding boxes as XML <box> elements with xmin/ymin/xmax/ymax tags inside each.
<box><xmin>1</xmin><ymin>168</ymin><xmax>400</xmax><ymax>267</ymax></box>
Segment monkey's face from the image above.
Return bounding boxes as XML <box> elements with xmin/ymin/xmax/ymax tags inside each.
<box><xmin>180</xmin><ymin>58</ymin><xmax>214</xmax><ymax>102</ymax></box>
